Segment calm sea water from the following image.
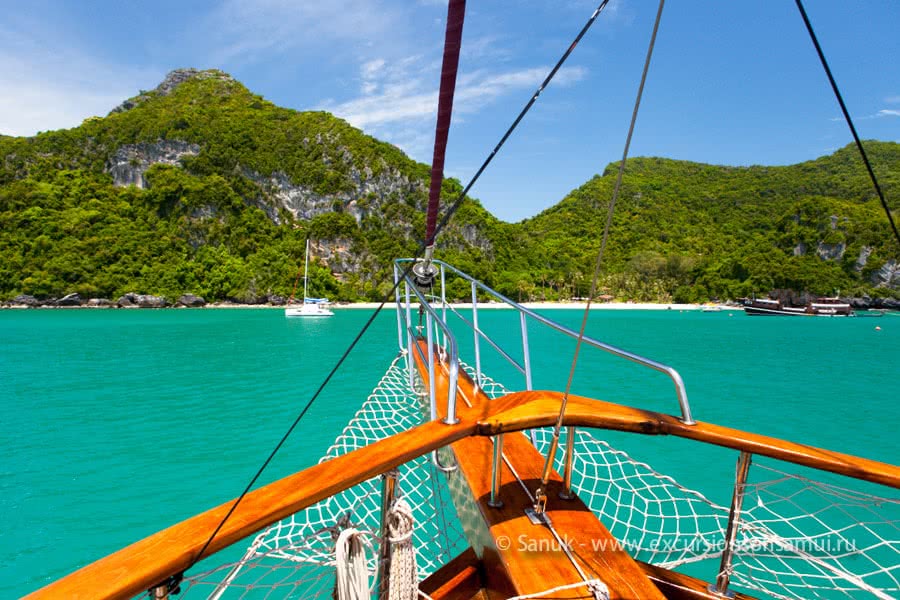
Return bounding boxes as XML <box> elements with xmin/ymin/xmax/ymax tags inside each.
<box><xmin>1</xmin><ymin>307</ymin><xmax>898</xmax><ymax>597</ymax></box>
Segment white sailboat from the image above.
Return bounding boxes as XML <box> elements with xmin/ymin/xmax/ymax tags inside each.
<box><xmin>284</xmin><ymin>239</ymin><xmax>334</xmax><ymax>317</ymax></box>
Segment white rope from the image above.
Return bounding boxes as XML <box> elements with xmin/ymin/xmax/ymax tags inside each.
<box><xmin>335</xmin><ymin>528</ymin><xmax>372</xmax><ymax>600</ymax></box>
<box><xmin>388</xmin><ymin>498</ymin><xmax>418</xmax><ymax>600</ymax></box>
<box><xmin>507</xmin><ymin>579</ymin><xmax>610</xmax><ymax>600</ymax></box>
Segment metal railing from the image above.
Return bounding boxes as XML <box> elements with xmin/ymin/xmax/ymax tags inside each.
<box><xmin>394</xmin><ymin>263</ymin><xmax>459</xmax><ymax>425</ymax></box>
<box><xmin>394</xmin><ymin>259</ymin><xmax>694</xmax><ymax>425</ymax></box>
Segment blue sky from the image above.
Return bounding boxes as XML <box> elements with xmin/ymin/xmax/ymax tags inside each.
<box><xmin>1</xmin><ymin>0</ymin><xmax>897</xmax><ymax>222</ymax></box>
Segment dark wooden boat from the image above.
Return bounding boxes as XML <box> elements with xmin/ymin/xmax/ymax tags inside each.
<box><xmin>743</xmin><ymin>296</ymin><xmax>854</xmax><ymax>317</ymax></box>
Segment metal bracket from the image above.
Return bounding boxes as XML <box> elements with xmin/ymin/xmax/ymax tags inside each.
<box><xmin>148</xmin><ymin>573</ymin><xmax>182</xmax><ymax>599</ymax></box>
<box><xmin>412</xmin><ymin>260</ymin><xmax>438</xmax><ymax>290</ymax></box>
<box><xmin>706</xmin><ymin>584</ymin><xmax>736</xmax><ymax>598</ymax></box>
<box><xmin>524</xmin><ymin>506</ymin><xmax>550</xmax><ymax>526</ymax></box>
<box><xmin>431</xmin><ymin>448</ymin><xmax>458</xmax><ymax>473</ymax></box>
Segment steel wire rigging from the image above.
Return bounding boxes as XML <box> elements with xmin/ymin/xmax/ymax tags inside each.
<box><xmin>186</xmin><ymin>0</ymin><xmax>613</xmax><ymax>574</ymax></box>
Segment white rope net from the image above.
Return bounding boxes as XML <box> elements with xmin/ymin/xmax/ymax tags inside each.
<box><xmin>728</xmin><ymin>464</ymin><xmax>900</xmax><ymax>599</ymax></box>
<box><xmin>173</xmin><ymin>354</ymin><xmax>467</xmax><ymax>599</ymax></box>
<box><xmin>170</xmin><ymin>356</ymin><xmax>899</xmax><ymax>600</ymax></box>
<box><xmin>470</xmin><ymin>363</ymin><xmax>900</xmax><ymax>599</ymax></box>
<box><xmin>530</xmin><ymin>428</ymin><xmax>900</xmax><ymax>599</ymax></box>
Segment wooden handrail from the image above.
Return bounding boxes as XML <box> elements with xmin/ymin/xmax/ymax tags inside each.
<box><xmin>27</xmin><ymin>372</ymin><xmax>899</xmax><ymax>599</ymax></box>
<box><xmin>409</xmin><ymin>338</ymin><xmax>899</xmax><ymax>490</ymax></box>
<box><xmin>25</xmin><ymin>418</ymin><xmax>476</xmax><ymax>600</ymax></box>
<box><xmin>475</xmin><ymin>390</ymin><xmax>900</xmax><ymax>490</ymax></box>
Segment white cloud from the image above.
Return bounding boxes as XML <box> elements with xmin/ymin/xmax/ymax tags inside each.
<box><xmin>204</xmin><ymin>0</ymin><xmax>399</xmax><ymax>65</ymax></box>
<box><xmin>320</xmin><ymin>52</ymin><xmax>587</xmax><ymax>158</ymax></box>
<box><xmin>0</xmin><ymin>76</ymin><xmax>129</xmax><ymax>137</ymax></box>
<box><xmin>843</xmin><ymin>108</ymin><xmax>900</xmax><ymax>122</ymax></box>
<box><xmin>0</xmin><ymin>23</ymin><xmax>155</xmax><ymax>137</ymax></box>
<box><xmin>361</xmin><ymin>59</ymin><xmax>386</xmax><ymax>79</ymax></box>
<box><xmin>360</xmin><ymin>58</ymin><xmax>387</xmax><ymax>95</ymax></box>
<box><xmin>319</xmin><ymin>49</ymin><xmax>587</xmax><ymax>162</ymax></box>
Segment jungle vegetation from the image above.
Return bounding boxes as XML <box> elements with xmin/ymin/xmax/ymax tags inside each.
<box><xmin>1</xmin><ymin>69</ymin><xmax>897</xmax><ymax>304</ymax></box>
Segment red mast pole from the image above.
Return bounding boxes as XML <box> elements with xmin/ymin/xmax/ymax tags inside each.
<box><xmin>417</xmin><ymin>0</ymin><xmax>465</xmax><ymax>285</ymax></box>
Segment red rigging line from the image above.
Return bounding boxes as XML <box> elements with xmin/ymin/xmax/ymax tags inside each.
<box><xmin>424</xmin><ymin>0</ymin><xmax>466</xmax><ymax>250</ymax></box>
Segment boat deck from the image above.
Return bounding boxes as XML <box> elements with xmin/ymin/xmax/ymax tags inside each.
<box><xmin>413</xmin><ymin>340</ymin><xmax>666</xmax><ymax>599</ymax></box>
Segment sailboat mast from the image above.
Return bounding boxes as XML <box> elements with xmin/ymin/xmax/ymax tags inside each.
<box><xmin>413</xmin><ymin>0</ymin><xmax>465</xmax><ymax>288</ymax></box>
<box><xmin>303</xmin><ymin>239</ymin><xmax>310</xmax><ymax>302</ymax></box>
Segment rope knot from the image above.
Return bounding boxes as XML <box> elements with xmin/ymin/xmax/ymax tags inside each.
<box><xmin>388</xmin><ymin>498</ymin><xmax>415</xmax><ymax>544</ymax></box>
<box><xmin>386</xmin><ymin>498</ymin><xmax>418</xmax><ymax>600</ymax></box>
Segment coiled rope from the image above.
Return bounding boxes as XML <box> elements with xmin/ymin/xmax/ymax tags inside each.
<box><xmin>387</xmin><ymin>498</ymin><xmax>418</xmax><ymax>600</ymax></box>
<box><xmin>335</xmin><ymin>528</ymin><xmax>372</xmax><ymax>600</ymax></box>
<box><xmin>334</xmin><ymin>498</ymin><xmax>418</xmax><ymax>600</ymax></box>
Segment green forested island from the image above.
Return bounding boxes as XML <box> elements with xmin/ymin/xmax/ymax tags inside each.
<box><xmin>1</xmin><ymin>69</ymin><xmax>897</xmax><ymax>305</ymax></box>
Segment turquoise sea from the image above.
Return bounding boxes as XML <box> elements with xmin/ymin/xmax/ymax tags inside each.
<box><xmin>2</xmin><ymin>307</ymin><xmax>898</xmax><ymax>598</ymax></box>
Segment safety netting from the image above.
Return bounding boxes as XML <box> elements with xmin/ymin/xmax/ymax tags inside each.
<box><xmin>173</xmin><ymin>354</ymin><xmax>467</xmax><ymax>598</ymax></box>
<box><xmin>172</xmin><ymin>356</ymin><xmax>899</xmax><ymax>599</ymax></box>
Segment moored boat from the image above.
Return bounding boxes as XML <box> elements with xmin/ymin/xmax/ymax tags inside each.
<box><xmin>285</xmin><ymin>239</ymin><xmax>334</xmax><ymax>318</ymax></box>
<box><xmin>743</xmin><ymin>296</ymin><xmax>853</xmax><ymax>317</ymax></box>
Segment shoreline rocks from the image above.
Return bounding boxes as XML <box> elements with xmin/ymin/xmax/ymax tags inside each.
<box><xmin>116</xmin><ymin>293</ymin><xmax>168</xmax><ymax>308</ymax></box>
<box><xmin>176</xmin><ymin>294</ymin><xmax>206</xmax><ymax>307</ymax></box>
<box><xmin>3</xmin><ymin>292</ymin><xmax>898</xmax><ymax>311</ymax></box>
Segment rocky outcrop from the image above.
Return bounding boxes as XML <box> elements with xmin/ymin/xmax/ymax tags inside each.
<box><xmin>314</xmin><ymin>238</ymin><xmax>363</xmax><ymax>275</ymax></box>
<box><xmin>245</xmin><ymin>163</ymin><xmax>424</xmax><ymax>225</ymax></box>
<box><xmin>106</xmin><ymin>140</ymin><xmax>200</xmax><ymax>188</ymax></box>
<box><xmin>856</xmin><ymin>246</ymin><xmax>872</xmax><ymax>271</ymax></box>
<box><xmin>5</xmin><ymin>295</ymin><xmax>111</xmax><ymax>308</ymax></box>
<box><xmin>109</xmin><ymin>68</ymin><xmax>235</xmax><ymax>114</ymax></box>
<box><xmin>116</xmin><ymin>294</ymin><xmax>138</xmax><ymax>308</ymax></box>
<box><xmin>460</xmin><ymin>224</ymin><xmax>493</xmax><ymax>254</ymax></box>
<box><xmin>848</xmin><ymin>296</ymin><xmax>900</xmax><ymax>310</ymax></box>
<box><xmin>176</xmin><ymin>293</ymin><xmax>206</xmax><ymax>307</ymax></box>
<box><xmin>849</xmin><ymin>297</ymin><xmax>869</xmax><ymax>309</ymax></box>
<box><xmin>816</xmin><ymin>241</ymin><xmax>845</xmax><ymax>261</ymax></box>
<box><xmin>12</xmin><ymin>294</ymin><xmax>41</xmax><ymax>307</ymax></box>
<box><xmin>872</xmin><ymin>259</ymin><xmax>899</xmax><ymax>289</ymax></box>
<box><xmin>877</xmin><ymin>297</ymin><xmax>900</xmax><ymax>310</ymax></box>
<box><xmin>116</xmin><ymin>293</ymin><xmax>167</xmax><ymax>308</ymax></box>
<box><xmin>56</xmin><ymin>293</ymin><xmax>83</xmax><ymax>307</ymax></box>
<box><xmin>792</xmin><ymin>240</ymin><xmax>847</xmax><ymax>262</ymax></box>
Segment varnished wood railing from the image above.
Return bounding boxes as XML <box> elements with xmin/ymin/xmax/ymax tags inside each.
<box><xmin>411</xmin><ymin>341</ymin><xmax>900</xmax><ymax>599</ymax></box>
<box><xmin>413</xmin><ymin>342</ymin><xmax>900</xmax><ymax>598</ymax></box>
<box><xmin>472</xmin><ymin>390</ymin><xmax>900</xmax><ymax>490</ymax></box>
<box><xmin>25</xmin><ymin>418</ymin><xmax>477</xmax><ymax>600</ymax></box>
<box><xmin>27</xmin><ymin>376</ymin><xmax>900</xmax><ymax>599</ymax></box>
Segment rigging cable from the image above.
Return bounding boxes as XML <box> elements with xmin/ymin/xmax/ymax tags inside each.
<box><xmin>535</xmin><ymin>0</ymin><xmax>667</xmax><ymax>508</ymax></box>
<box><xmin>186</xmin><ymin>0</ymin><xmax>613</xmax><ymax>572</ymax></box>
<box><xmin>794</xmin><ymin>0</ymin><xmax>900</xmax><ymax>251</ymax></box>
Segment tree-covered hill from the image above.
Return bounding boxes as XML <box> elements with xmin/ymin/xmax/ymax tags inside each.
<box><xmin>511</xmin><ymin>144</ymin><xmax>899</xmax><ymax>303</ymax></box>
<box><xmin>0</xmin><ymin>69</ymin><xmax>507</xmax><ymax>303</ymax></box>
<box><xmin>0</xmin><ymin>68</ymin><xmax>897</xmax><ymax>305</ymax></box>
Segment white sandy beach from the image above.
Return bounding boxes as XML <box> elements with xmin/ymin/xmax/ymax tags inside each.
<box><xmin>4</xmin><ymin>300</ymin><xmax>736</xmax><ymax>311</ymax></box>
<box><xmin>293</xmin><ymin>301</ymin><xmax>732</xmax><ymax>311</ymax></box>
